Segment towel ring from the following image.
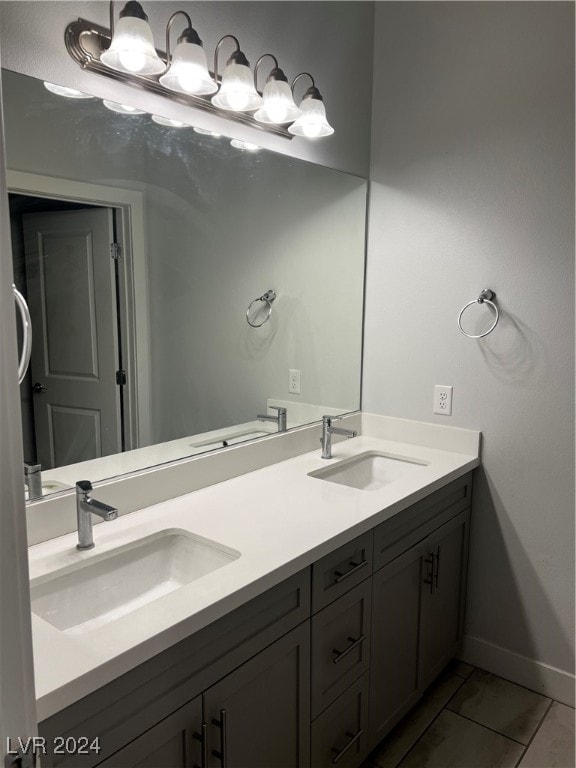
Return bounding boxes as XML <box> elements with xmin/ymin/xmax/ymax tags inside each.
<box><xmin>13</xmin><ymin>284</ymin><xmax>33</xmax><ymax>383</ymax></box>
<box><xmin>458</xmin><ymin>289</ymin><xmax>499</xmax><ymax>339</ymax></box>
<box><xmin>246</xmin><ymin>289</ymin><xmax>276</xmax><ymax>328</ymax></box>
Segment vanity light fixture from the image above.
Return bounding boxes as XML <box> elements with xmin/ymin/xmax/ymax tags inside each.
<box><xmin>43</xmin><ymin>81</ymin><xmax>94</xmax><ymax>99</ymax></box>
<box><xmin>65</xmin><ymin>2</ymin><xmax>334</xmax><ymax>140</ymax></box>
<box><xmin>100</xmin><ymin>1</ymin><xmax>165</xmax><ymax>75</ymax></box>
<box><xmin>159</xmin><ymin>12</ymin><xmax>217</xmax><ymax>96</ymax></box>
<box><xmin>253</xmin><ymin>55</ymin><xmax>302</xmax><ymax>125</ymax></box>
<box><xmin>288</xmin><ymin>73</ymin><xmax>334</xmax><ymax>138</ymax></box>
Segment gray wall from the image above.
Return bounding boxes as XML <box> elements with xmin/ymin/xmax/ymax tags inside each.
<box><xmin>365</xmin><ymin>1</ymin><xmax>574</xmax><ymax>688</ymax></box>
<box><xmin>0</xmin><ymin>1</ymin><xmax>374</xmax><ymax>177</ymax></box>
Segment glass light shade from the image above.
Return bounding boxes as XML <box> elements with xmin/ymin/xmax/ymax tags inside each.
<box><xmin>159</xmin><ymin>42</ymin><xmax>217</xmax><ymax>95</ymax></box>
<box><xmin>211</xmin><ymin>62</ymin><xmax>263</xmax><ymax>112</ymax></box>
<box><xmin>103</xmin><ymin>100</ymin><xmax>147</xmax><ymax>115</ymax></box>
<box><xmin>254</xmin><ymin>80</ymin><xmax>302</xmax><ymax>125</ymax></box>
<box><xmin>194</xmin><ymin>127</ymin><xmax>222</xmax><ymax>137</ymax></box>
<box><xmin>288</xmin><ymin>97</ymin><xmax>334</xmax><ymax>138</ymax></box>
<box><xmin>44</xmin><ymin>82</ymin><xmax>93</xmax><ymax>99</ymax></box>
<box><xmin>100</xmin><ymin>16</ymin><xmax>165</xmax><ymax>75</ymax></box>
<box><xmin>151</xmin><ymin>114</ymin><xmax>188</xmax><ymax>127</ymax></box>
<box><xmin>230</xmin><ymin>139</ymin><xmax>260</xmax><ymax>152</ymax></box>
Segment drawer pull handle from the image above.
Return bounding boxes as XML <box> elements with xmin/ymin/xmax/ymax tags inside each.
<box><xmin>332</xmin><ymin>634</ymin><xmax>366</xmax><ymax>664</ymax></box>
<box><xmin>211</xmin><ymin>709</ymin><xmax>228</xmax><ymax>767</ymax></box>
<box><xmin>423</xmin><ymin>554</ymin><xmax>435</xmax><ymax>595</ymax></box>
<box><xmin>192</xmin><ymin>722</ymin><xmax>207</xmax><ymax>768</ymax></box>
<box><xmin>331</xmin><ymin>728</ymin><xmax>364</xmax><ymax>764</ymax></box>
<box><xmin>334</xmin><ymin>559</ymin><xmax>368</xmax><ymax>584</ymax></box>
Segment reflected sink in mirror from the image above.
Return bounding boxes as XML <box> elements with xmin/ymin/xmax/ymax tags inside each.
<box><xmin>190</xmin><ymin>429</ymin><xmax>273</xmax><ymax>451</ymax></box>
<box><xmin>308</xmin><ymin>451</ymin><xmax>429</xmax><ymax>491</ymax></box>
<box><xmin>30</xmin><ymin>529</ymin><xmax>240</xmax><ymax>635</ymax></box>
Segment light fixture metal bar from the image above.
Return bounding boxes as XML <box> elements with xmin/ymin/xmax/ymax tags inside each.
<box><xmin>65</xmin><ymin>19</ymin><xmax>293</xmax><ymax>139</ymax></box>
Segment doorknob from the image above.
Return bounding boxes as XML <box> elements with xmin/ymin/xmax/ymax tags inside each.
<box><xmin>32</xmin><ymin>382</ymin><xmax>47</xmax><ymax>393</ymax></box>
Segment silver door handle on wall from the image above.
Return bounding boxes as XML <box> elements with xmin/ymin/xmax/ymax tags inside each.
<box><xmin>13</xmin><ymin>284</ymin><xmax>32</xmax><ymax>385</ymax></box>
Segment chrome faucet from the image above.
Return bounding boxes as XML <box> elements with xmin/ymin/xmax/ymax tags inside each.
<box><xmin>320</xmin><ymin>415</ymin><xmax>357</xmax><ymax>459</ymax></box>
<box><xmin>24</xmin><ymin>463</ymin><xmax>42</xmax><ymax>500</ymax></box>
<box><xmin>257</xmin><ymin>406</ymin><xmax>287</xmax><ymax>432</ymax></box>
<box><xmin>76</xmin><ymin>480</ymin><xmax>118</xmax><ymax>550</ymax></box>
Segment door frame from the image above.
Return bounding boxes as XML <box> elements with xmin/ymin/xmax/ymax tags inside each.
<box><xmin>6</xmin><ymin>170</ymin><xmax>150</xmax><ymax>449</ymax></box>
<box><xmin>0</xmin><ymin>59</ymin><xmax>38</xmax><ymax>758</ymax></box>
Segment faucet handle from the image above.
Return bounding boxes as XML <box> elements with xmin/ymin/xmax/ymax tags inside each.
<box><xmin>76</xmin><ymin>480</ymin><xmax>93</xmax><ymax>494</ymax></box>
<box><xmin>24</xmin><ymin>463</ymin><xmax>41</xmax><ymax>475</ymax></box>
<box><xmin>270</xmin><ymin>406</ymin><xmax>286</xmax><ymax>414</ymax></box>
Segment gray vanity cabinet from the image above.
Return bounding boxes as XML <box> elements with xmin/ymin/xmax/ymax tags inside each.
<box><xmin>96</xmin><ymin>698</ymin><xmax>203</xmax><ymax>768</ymax></box>
<box><xmin>204</xmin><ymin>622</ymin><xmax>311</xmax><ymax>768</ymax></box>
<box><xmin>368</xmin><ymin>475</ymin><xmax>472</xmax><ymax>751</ymax></box>
<box><xmin>38</xmin><ymin>472</ymin><xmax>473</xmax><ymax>768</ymax></box>
<box><xmin>417</xmin><ymin>511</ymin><xmax>469</xmax><ymax>690</ymax></box>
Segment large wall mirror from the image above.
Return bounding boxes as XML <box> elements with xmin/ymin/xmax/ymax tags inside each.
<box><xmin>2</xmin><ymin>69</ymin><xmax>367</xmax><ymax>500</ymax></box>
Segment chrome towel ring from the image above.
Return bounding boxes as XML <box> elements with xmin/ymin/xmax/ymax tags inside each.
<box><xmin>246</xmin><ymin>289</ymin><xmax>276</xmax><ymax>328</ymax></box>
<box><xmin>458</xmin><ymin>288</ymin><xmax>499</xmax><ymax>339</ymax></box>
<box><xmin>13</xmin><ymin>284</ymin><xmax>33</xmax><ymax>383</ymax></box>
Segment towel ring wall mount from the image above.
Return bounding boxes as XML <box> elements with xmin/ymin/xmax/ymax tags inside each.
<box><xmin>458</xmin><ymin>288</ymin><xmax>499</xmax><ymax>339</ymax></box>
<box><xmin>246</xmin><ymin>289</ymin><xmax>276</xmax><ymax>328</ymax></box>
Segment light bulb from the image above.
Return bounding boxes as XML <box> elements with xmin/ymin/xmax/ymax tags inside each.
<box><xmin>264</xmin><ymin>99</ymin><xmax>289</xmax><ymax>124</ymax></box>
<box><xmin>227</xmin><ymin>90</ymin><xmax>251</xmax><ymax>111</ymax></box>
<box><xmin>177</xmin><ymin>67</ymin><xmax>203</xmax><ymax>93</ymax></box>
<box><xmin>118</xmin><ymin>49</ymin><xmax>147</xmax><ymax>73</ymax></box>
<box><xmin>302</xmin><ymin>121</ymin><xmax>322</xmax><ymax>138</ymax></box>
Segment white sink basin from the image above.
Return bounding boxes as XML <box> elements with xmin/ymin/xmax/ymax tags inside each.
<box><xmin>30</xmin><ymin>529</ymin><xmax>240</xmax><ymax>636</ymax></box>
<box><xmin>308</xmin><ymin>451</ymin><xmax>429</xmax><ymax>491</ymax></box>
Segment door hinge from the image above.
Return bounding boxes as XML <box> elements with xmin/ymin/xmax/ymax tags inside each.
<box><xmin>5</xmin><ymin>744</ymin><xmax>38</xmax><ymax>768</ymax></box>
<box><xmin>111</xmin><ymin>242</ymin><xmax>122</xmax><ymax>260</ymax></box>
<box><xmin>116</xmin><ymin>370</ymin><xmax>127</xmax><ymax>386</ymax></box>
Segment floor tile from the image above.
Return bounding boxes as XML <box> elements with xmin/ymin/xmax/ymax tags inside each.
<box><xmin>519</xmin><ymin>701</ymin><xmax>575</xmax><ymax>768</ymax></box>
<box><xmin>450</xmin><ymin>659</ymin><xmax>475</xmax><ymax>679</ymax></box>
<box><xmin>447</xmin><ymin>668</ymin><xmax>550</xmax><ymax>744</ymax></box>
<box><xmin>398</xmin><ymin>710</ymin><xmax>524</xmax><ymax>768</ymax></box>
<box><xmin>370</xmin><ymin>670</ymin><xmax>465</xmax><ymax>768</ymax></box>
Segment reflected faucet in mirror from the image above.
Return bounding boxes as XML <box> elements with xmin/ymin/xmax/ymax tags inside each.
<box><xmin>76</xmin><ymin>481</ymin><xmax>118</xmax><ymax>551</ymax></box>
<box><xmin>24</xmin><ymin>463</ymin><xmax>42</xmax><ymax>500</ymax></box>
<box><xmin>257</xmin><ymin>406</ymin><xmax>287</xmax><ymax>432</ymax></box>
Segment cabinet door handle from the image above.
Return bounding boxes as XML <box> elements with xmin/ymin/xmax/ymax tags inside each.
<box><xmin>331</xmin><ymin>729</ymin><xmax>364</xmax><ymax>764</ymax></box>
<box><xmin>211</xmin><ymin>709</ymin><xmax>227</xmax><ymax>767</ymax></box>
<box><xmin>423</xmin><ymin>554</ymin><xmax>435</xmax><ymax>594</ymax></box>
<box><xmin>192</xmin><ymin>722</ymin><xmax>207</xmax><ymax>768</ymax></box>
<box><xmin>332</xmin><ymin>634</ymin><xmax>366</xmax><ymax>664</ymax></box>
<box><xmin>434</xmin><ymin>545</ymin><xmax>441</xmax><ymax>592</ymax></box>
<box><xmin>334</xmin><ymin>558</ymin><xmax>368</xmax><ymax>584</ymax></box>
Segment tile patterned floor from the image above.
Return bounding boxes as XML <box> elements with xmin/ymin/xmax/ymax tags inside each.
<box><xmin>366</xmin><ymin>661</ymin><xmax>575</xmax><ymax>768</ymax></box>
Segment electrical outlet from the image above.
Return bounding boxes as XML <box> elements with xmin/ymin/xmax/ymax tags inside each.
<box><xmin>433</xmin><ymin>385</ymin><xmax>453</xmax><ymax>415</ymax></box>
<box><xmin>288</xmin><ymin>369</ymin><xmax>301</xmax><ymax>394</ymax></box>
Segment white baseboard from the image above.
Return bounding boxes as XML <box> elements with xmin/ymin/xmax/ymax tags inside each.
<box><xmin>460</xmin><ymin>635</ymin><xmax>575</xmax><ymax>706</ymax></box>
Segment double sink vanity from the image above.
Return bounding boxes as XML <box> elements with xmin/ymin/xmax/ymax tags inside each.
<box><xmin>28</xmin><ymin>413</ymin><xmax>480</xmax><ymax>768</ymax></box>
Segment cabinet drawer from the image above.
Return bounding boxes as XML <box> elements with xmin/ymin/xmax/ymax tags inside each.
<box><xmin>311</xmin><ymin>674</ymin><xmax>369</xmax><ymax>768</ymax></box>
<box><xmin>374</xmin><ymin>473</ymin><xmax>473</xmax><ymax>571</ymax></box>
<box><xmin>311</xmin><ymin>579</ymin><xmax>371</xmax><ymax>718</ymax></box>
<box><xmin>40</xmin><ymin>568</ymin><xmax>310</xmax><ymax>768</ymax></box>
<box><xmin>312</xmin><ymin>530</ymin><xmax>373</xmax><ymax>612</ymax></box>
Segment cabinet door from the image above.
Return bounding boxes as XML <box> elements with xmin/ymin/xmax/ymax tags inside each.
<box><xmin>96</xmin><ymin>697</ymin><xmax>203</xmax><ymax>768</ymax></box>
<box><xmin>368</xmin><ymin>545</ymin><xmax>422</xmax><ymax>750</ymax></box>
<box><xmin>204</xmin><ymin>622</ymin><xmax>311</xmax><ymax>768</ymax></box>
<box><xmin>419</xmin><ymin>511</ymin><xmax>469</xmax><ymax>690</ymax></box>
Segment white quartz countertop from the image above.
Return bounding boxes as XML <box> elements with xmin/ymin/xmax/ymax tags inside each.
<box><xmin>29</xmin><ymin>424</ymin><xmax>479</xmax><ymax>721</ymax></box>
